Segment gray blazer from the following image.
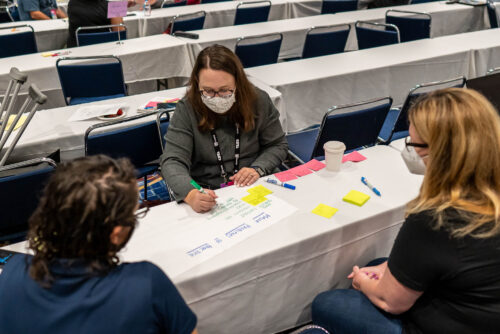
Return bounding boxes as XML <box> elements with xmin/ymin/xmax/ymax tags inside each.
<box><xmin>160</xmin><ymin>87</ymin><xmax>288</xmax><ymax>202</ymax></box>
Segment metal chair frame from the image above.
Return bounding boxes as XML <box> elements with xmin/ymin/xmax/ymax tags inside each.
<box><xmin>488</xmin><ymin>67</ymin><xmax>500</xmax><ymax>75</ymax></box>
<box><xmin>355</xmin><ymin>20</ymin><xmax>401</xmax><ymax>44</ymax></box>
<box><xmin>0</xmin><ymin>24</ymin><xmax>37</xmax><ymax>57</ymax></box>
<box><xmin>171</xmin><ymin>11</ymin><xmax>206</xmax><ymax>34</ymax></box>
<box><xmin>161</xmin><ymin>0</ymin><xmax>187</xmax><ymax>7</ymax></box>
<box><xmin>76</xmin><ymin>23</ymin><xmax>127</xmax><ymax>47</ymax></box>
<box><xmin>234</xmin><ymin>0</ymin><xmax>272</xmax><ymax>25</ymax></box>
<box><xmin>302</xmin><ymin>23</ymin><xmax>351</xmax><ymax>58</ymax></box>
<box><xmin>235</xmin><ymin>32</ymin><xmax>283</xmax><ymax>67</ymax></box>
<box><xmin>0</xmin><ymin>4</ymin><xmax>15</xmax><ymax>22</ymax></box>
<box><xmin>385</xmin><ymin>9</ymin><xmax>432</xmax><ymax>41</ymax></box>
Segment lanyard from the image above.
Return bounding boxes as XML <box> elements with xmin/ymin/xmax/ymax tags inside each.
<box><xmin>210</xmin><ymin>125</ymin><xmax>240</xmax><ymax>183</ymax></box>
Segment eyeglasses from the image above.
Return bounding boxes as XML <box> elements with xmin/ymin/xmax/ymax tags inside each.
<box><xmin>134</xmin><ymin>205</ymin><xmax>150</xmax><ymax>220</ymax></box>
<box><xmin>405</xmin><ymin>137</ymin><xmax>428</xmax><ymax>149</ymax></box>
<box><xmin>199</xmin><ymin>88</ymin><xmax>235</xmax><ymax>99</ymax></box>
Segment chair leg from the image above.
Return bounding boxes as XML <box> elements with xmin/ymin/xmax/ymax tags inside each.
<box><xmin>143</xmin><ymin>175</ymin><xmax>148</xmax><ymax>201</ymax></box>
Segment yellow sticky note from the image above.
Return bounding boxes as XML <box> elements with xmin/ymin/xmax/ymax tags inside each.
<box><xmin>241</xmin><ymin>193</ymin><xmax>267</xmax><ymax>206</ymax></box>
<box><xmin>247</xmin><ymin>185</ymin><xmax>273</xmax><ymax>197</ymax></box>
<box><xmin>6</xmin><ymin>115</ymin><xmax>27</xmax><ymax>131</ymax></box>
<box><xmin>41</xmin><ymin>52</ymin><xmax>52</xmax><ymax>57</ymax></box>
<box><xmin>312</xmin><ymin>203</ymin><xmax>338</xmax><ymax>218</ymax></box>
<box><xmin>343</xmin><ymin>190</ymin><xmax>370</xmax><ymax>206</ymax></box>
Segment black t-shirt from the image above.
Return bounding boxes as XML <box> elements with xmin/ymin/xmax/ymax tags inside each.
<box><xmin>67</xmin><ymin>0</ymin><xmax>110</xmax><ymax>47</ymax></box>
<box><xmin>388</xmin><ymin>210</ymin><xmax>500</xmax><ymax>334</ymax></box>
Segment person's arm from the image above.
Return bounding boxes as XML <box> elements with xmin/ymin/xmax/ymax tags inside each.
<box><xmin>30</xmin><ymin>10</ymin><xmax>50</xmax><ymax>19</ymax></box>
<box><xmin>56</xmin><ymin>8</ymin><xmax>66</xmax><ymax>18</ymax></box>
<box><xmin>110</xmin><ymin>17</ymin><xmax>125</xmax><ymax>30</ymax></box>
<box><xmin>349</xmin><ymin>261</ymin><xmax>423</xmax><ymax>314</ymax></box>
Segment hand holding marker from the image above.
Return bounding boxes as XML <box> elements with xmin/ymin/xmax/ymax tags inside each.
<box><xmin>361</xmin><ymin>177</ymin><xmax>381</xmax><ymax>196</ymax></box>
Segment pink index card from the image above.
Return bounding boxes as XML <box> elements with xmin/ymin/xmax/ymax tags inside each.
<box><xmin>145</xmin><ymin>101</ymin><xmax>158</xmax><ymax>108</ymax></box>
<box><xmin>303</xmin><ymin>159</ymin><xmax>326</xmax><ymax>171</ymax></box>
<box><xmin>289</xmin><ymin>165</ymin><xmax>313</xmax><ymax>177</ymax></box>
<box><xmin>274</xmin><ymin>171</ymin><xmax>298</xmax><ymax>182</ymax></box>
<box><xmin>342</xmin><ymin>151</ymin><xmax>367</xmax><ymax>163</ymax></box>
<box><xmin>107</xmin><ymin>0</ymin><xmax>128</xmax><ymax>18</ymax></box>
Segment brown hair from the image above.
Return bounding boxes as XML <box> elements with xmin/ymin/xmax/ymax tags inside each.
<box><xmin>406</xmin><ymin>88</ymin><xmax>500</xmax><ymax>238</ymax></box>
<box><xmin>28</xmin><ymin>155</ymin><xmax>139</xmax><ymax>287</ymax></box>
<box><xmin>187</xmin><ymin>44</ymin><xmax>257</xmax><ymax>132</ymax></box>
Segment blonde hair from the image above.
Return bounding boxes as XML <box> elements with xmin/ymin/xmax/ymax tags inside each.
<box><xmin>406</xmin><ymin>88</ymin><xmax>500</xmax><ymax>238</ymax></box>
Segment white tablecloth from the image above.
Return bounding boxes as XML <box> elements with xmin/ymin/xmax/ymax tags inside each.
<box><xmin>2</xmin><ymin>79</ymin><xmax>283</xmax><ymax>162</ymax></box>
<box><xmin>1</xmin><ymin>144</ymin><xmax>424</xmax><ymax>334</ymax></box>
<box><xmin>179</xmin><ymin>1</ymin><xmax>489</xmax><ymax>60</ymax></box>
<box><xmin>0</xmin><ymin>34</ymin><xmax>193</xmax><ymax>109</ymax></box>
<box><xmin>246</xmin><ymin>28</ymin><xmax>500</xmax><ymax>133</ymax></box>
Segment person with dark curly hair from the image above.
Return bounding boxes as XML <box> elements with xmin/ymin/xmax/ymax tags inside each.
<box><xmin>0</xmin><ymin>155</ymin><xmax>198</xmax><ymax>334</ymax></box>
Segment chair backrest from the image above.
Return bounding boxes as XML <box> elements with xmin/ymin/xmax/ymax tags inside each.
<box><xmin>0</xmin><ymin>158</ymin><xmax>56</xmax><ymax>243</ymax></box>
<box><xmin>76</xmin><ymin>24</ymin><xmax>127</xmax><ymax>47</ymax></box>
<box><xmin>171</xmin><ymin>11</ymin><xmax>206</xmax><ymax>33</ymax></box>
<box><xmin>0</xmin><ymin>25</ymin><xmax>37</xmax><ymax>58</ymax></box>
<box><xmin>156</xmin><ymin>109</ymin><xmax>171</xmax><ymax>151</ymax></box>
<box><xmin>487</xmin><ymin>0</ymin><xmax>499</xmax><ymax>28</ymax></box>
<box><xmin>385</xmin><ymin>10</ymin><xmax>431</xmax><ymax>42</ymax></box>
<box><xmin>9</xmin><ymin>4</ymin><xmax>19</xmax><ymax>21</ymax></box>
<box><xmin>0</xmin><ymin>5</ymin><xmax>13</xmax><ymax>23</ymax></box>
<box><xmin>234</xmin><ymin>1</ymin><xmax>271</xmax><ymax>26</ymax></box>
<box><xmin>466</xmin><ymin>70</ymin><xmax>500</xmax><ymax>112</ymax></box>
<box><xmin>302</xmin><ymin>24</ymin><xmax>350</xmax><ymax>59</ymax></box>
<box><xmin>235</xmin><ymin>33</ymin><xmax>282</xmax><ymax>67</ymax></box>
<box><xmin>56</xmin><ymin>56</ymin><xmax>127</xmax><ymax>105</ymax></box>
<box><xmin>355</xmin><ymin>21</ymin><xmax>400</xmax><ymax>50</ymax></box>
<box><xmin>161</xmin><ymin>0</ymin><xmax>187</xmax><ymax>8</ymax></box>
<box><xmin>85</xmin><ymin>113</ymin><xmax>163</xmax><ymax>169</ymax></box>
<box><xmin>388</xmin><ymin>76</ymin><xmax>466</xmax><ymax>142</ymax></box>
<box><xmin>310</xmin><ymin>97</ymin><xmax>393</xmax><ymax>159</ymax></box>
<box><xmin>321</xmin><ymin>0</ymin><xmax>358</xmax><ymax>14</ymax></box>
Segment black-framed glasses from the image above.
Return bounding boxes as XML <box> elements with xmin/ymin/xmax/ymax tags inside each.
<box><xmin>134</xmin><ymin>205</ymin><xmax>150</xmax><ymax>220</ymax></box>
<box><xmin>199</xmin><ymin>88</ymin><xmax>235</xmax><ymax>99</ymax></box>
<box><xmin>405</xmin><ymin>136</ymin><xmax>428</xmax><ymax>149</ymax></box>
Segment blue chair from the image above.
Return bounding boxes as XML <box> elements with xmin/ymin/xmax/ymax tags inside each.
<box><xmin>321</xmin><ymin>0</ymin><xmax>358</xmax><ymax>14</ymax></box>
<box><xmin>355</xmin><ymin>21</ymin><xmax>400</xmax><ymax>50</ymax></box>
<box><xmin>287</xmin><ymin>97</ymin><xmax>393</xmax><ymax>163</ymax></box>
<box><xmin>382</xmin><ymin>76</ymin><xmax>466</xmax><ymax>143</ymax></box>
<box><xmin>9</xmin><ymin>4</ymin><xmax>19</xmax><ymax>21</ymax></box>
<box><xmin>85</xmin><ymin>113</ymin><xmax>165</xmax><ymax>200</ymax></box>
<box><xmin>302</xmin><ymin>24</ymin><xmax>350</xmax><ymax>59</ymax></box>
<box><xmin>0</xmin><ymin>5</ymin><xmax>14</xmax><ymax>23</ymax></box>
<box><xmin>235</xmin><ymin>33</ymin><xmax>282</xmax><ymax>67</ymax></box>
<box><xmin>385</xmin><ymin>10</ymin><xmax>431</xmax><ymax>43</ymax></box>
<box><xmin>0</xmin><ymin>25</ymin><xmax>37</xmax><ymax>58</ymax></box>
<box><xmin>234</xmin><ymin>1</ymin><xmax>271</xmax><ymax>26</ymax></box>
<box><xmin>171</xmin><ymin>11</ymin><xmax>206</xmax><ymax>34</ymax></box>
<box><xmin>487</xmin><ymin>0</ymin><xmax>498</xmax><ymax>28</ymax></box>
<box><xmin>156</xmin><ymin>109</ymin><xmax>171</xmax><ymax>150</ymax></box>
<box><xmin>161</xmin><ymin>0</ymin><xmax>187</xmax><ymax>7</ymax></box>
<box><xmin>56</xmin><ymin>56</ymin><xmax>127</xmax><ymax>106</ymax></box>
<box><xmin>0</xmin><ymin>158</ymin><xmax>56</xmax><ymax>243</ymax></box>
<box><xmin>76</xmin><ymin>24</ymin><xmax>127</xmax><ymax>47</ymax></box>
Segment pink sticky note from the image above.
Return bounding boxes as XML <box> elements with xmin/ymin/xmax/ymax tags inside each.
<box><xmin>145</xmin><ymin>101</ymin><xmax>158</xmax><ymax>108</ymax></box>
<box><xmin>303</xmin><ymin>159</ymin><xmax>326</xmax><ymax>171</ymax></box>
<box><xmin>274</xmin><ymin>171</ymin><xmax>298</xmax><ymax>182</ymax></box>
<box><xmin>342</xmin><ymin>151</ymin><xmax>367</xmax><ymax>163</ymax></box>
<box><xmin>289</xmin><ymin>165</ymin><xmax>313</xmax><ymax>177</ymax></box>
<box><xmin>107</xmin><ymin>0</ymin><xmax>128</xmax><ymax>18</ymax></box>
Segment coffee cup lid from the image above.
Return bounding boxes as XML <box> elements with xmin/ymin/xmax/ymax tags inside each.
<box><xmin>324</xmin><ymin>141</ymin><xmax>346</xmax><ymax>152</ymax></box>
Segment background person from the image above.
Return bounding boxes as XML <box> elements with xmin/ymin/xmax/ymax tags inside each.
<box><xmin>17</xmin><ymin>0</ymin><xmax>66</xmax><ymax>21</ymax></box>
<box><xmin>311</xmin><ymin>88</ymin><xmax>500</xmax><ymax>334</ymax></box>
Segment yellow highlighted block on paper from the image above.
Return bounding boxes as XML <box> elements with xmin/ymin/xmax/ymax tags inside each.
<box><xmin>312</xmin><ymin>203</ymin><xmax>338</xmax><ymax>219</ymax></box>
<box><xmin>247</xmin><ymin>185</ymin><xmax>273</xmax><ymax>197</ymax></box>
<box><xmin>6</xmin><ymin>115</ymin><xmax>27</xmax><ymax>131</ymax></box>
<box><xmin>343</xmin><ymin>190</ymin><xmax>370</xmax><ymax>206</ymax></box>
<box><xmin>241</xmin><ymin>193</ymin><xmax>267</xmax><ymax>206</ymax></box>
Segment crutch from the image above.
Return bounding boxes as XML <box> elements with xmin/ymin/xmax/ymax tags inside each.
<box><xmin>0</xmin><ymin>67</ymin><xmax>28</xmax><ymax>144</ymax></box>
<box><xmin>0</xmin><ymin>84</ymin><xmax>47</xmax><ymax>166</ymax></box>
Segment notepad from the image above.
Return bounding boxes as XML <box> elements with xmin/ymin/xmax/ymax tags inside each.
<box><xmin>289</xmin><ymin>165</ymin><xmax>313</xmax><ymax>177</ymax></box>
<box><xmin>303</xmin><ymin>159</ymin><xmax>326</xmax><ymax>171</ymax></box>
<box><xmin>342</xmin><ymin>151</ymin><xmax>367</xmax><ymax>163</ymax></box>
<box><xmin>6</xmin><ymin>115</ymin><xmax>27</xmax><ymax>131</ymax></box>
<box><xmin>343</xmin><ymin>190</ymin><xmax>370</xmax><ymax>206</ymax></box>
<box><xmin>274</xmin><ymin>170</ymin><xmax>298</xmax><ymax>182</ymax></box>
<box><xmin>241</xmin><ymin>193</ymin><xmax>267</xmax><ymax>206</ymax></box>
<box><xmin>312</xmin><ymin>203</ymin><xmax>338</xmax><ymax>218</ymax></box>
<box><xmin>247</xmin><ymin>185</ymin><xmax>273</xmax><ymax>197</ymax></box>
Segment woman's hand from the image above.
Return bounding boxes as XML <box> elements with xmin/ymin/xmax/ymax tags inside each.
<box><xmin>348</xmin><ymin>262</ymin><xmax>387</xmax><ymax>290</ymax></box>
<box><xmin>184</xmin><ymin>189</ymin><xmax>218</xmax><ymax>213</ymax></box>
<box><xmin>230</xmin><ymin>167</ymin><xmax>260</xmax><ymax>187</ymax></box>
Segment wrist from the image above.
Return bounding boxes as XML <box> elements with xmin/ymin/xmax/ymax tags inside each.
<box><xmin>251</xmin><ymin>166</ymin><xmax>265</xmax><ymax>177</ymax></box>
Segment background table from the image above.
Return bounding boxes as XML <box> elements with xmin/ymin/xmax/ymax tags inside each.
<box><xmin>1</xmin><ymin>144</ymin><xmax>424</xmax><ymax>333</ymax></box>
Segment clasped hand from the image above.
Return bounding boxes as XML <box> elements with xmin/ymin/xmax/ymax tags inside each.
<box><xmin>230</xmin><ymin>167</ymin><xmax>260</xmax><ymax>187</ymax></box>
<box><xmin>347</xmin><ymin>261</ymin><xmax>387</xmax><ymax>291</ymax></box>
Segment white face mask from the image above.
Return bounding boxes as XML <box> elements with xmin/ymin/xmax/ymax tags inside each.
<box><xmin>201</xmin><ymin>94</ymin><xmax>236</xmax><ymax>114</ymax></box>
<box><xmin>401</xmin><ymin>145</ymin><xmax>427</xmax><ymax>175</ymax></box>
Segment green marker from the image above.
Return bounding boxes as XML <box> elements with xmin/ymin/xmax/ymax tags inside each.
<box><xmin>190</xmin><ymin>179</ymin><xmax>206</xmax><ymax>194</ymax></box>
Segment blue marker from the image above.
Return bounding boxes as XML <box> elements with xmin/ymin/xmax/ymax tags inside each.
<box><xmin>361</xmin><ymin>177</ymin><xmax>381</xmax><ymax>196</ymax></box>
<box><xmin>266</xmin><ymin>178</ymin><xmax>296</xmax><ymax>190</ymax></box>
<box><xmin>0</xmin><ymin>254</ymin><xmax>12</xmax><ymax>264</ymax></box>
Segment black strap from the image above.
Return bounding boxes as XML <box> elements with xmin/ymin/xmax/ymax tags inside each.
<box><xmin>210</xmin><ymin>125</ymin><xmax>240</xmax><ymax>183</ymax></box>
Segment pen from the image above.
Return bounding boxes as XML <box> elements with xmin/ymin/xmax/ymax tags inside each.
<box><xmin>266</xmin><ymin>178</ymin><xmax>296</xmax><ymax>190</ymax></box>
<box><xmin>361</xmin><ymin>177</ymin><xmax>381</xmax><ymax>196</ymax></box>
<box><xmin>0</xmin><ymin>254</ymin><xmax>12</xmax><ymax>264</ymax></box>
<box><xmin>190</xmin><ymin>179</ymin><xmax>207</xmax><ymax>194</ymax></box>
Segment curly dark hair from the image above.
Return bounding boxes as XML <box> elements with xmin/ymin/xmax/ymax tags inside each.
<box><xmin>28</xmin><ymin>155</ymin><xmax>139</xmax><ymax>287</ymax></box>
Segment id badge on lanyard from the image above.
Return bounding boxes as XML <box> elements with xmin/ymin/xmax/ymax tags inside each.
<box><xmin>210</xmin><ymin>125</ymin><xmax>240</xmax><ymax>187</ymax></box>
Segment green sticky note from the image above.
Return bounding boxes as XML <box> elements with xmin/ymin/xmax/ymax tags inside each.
<box><xmin>343</xmin><ymin>190</ymin><xmax>370</xmax><ymax>206</ymax></box>
<box><xmin>241</xmin><ymin>193</ymin><xmax>267</xmax><ymax>206</ymax></box>
<box><xmin>312</xmin><ymin>203</ymin><xmax>338</xmax><ymax>218</ymax></box>
<box><xmin>247</xmin><ymin>185</ymin><xmax>273</xmax><ymax>197</ymax></box>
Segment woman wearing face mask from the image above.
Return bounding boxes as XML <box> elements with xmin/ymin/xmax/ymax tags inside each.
<box><xmin>160</xmin><ymin>45</ymin><xmax>288</xmax><ymax>213</ymax></box>
<box><xmin>311</xmin><ymin>88</ymin><xmax>500</xmax><ymax>334</ymax></box>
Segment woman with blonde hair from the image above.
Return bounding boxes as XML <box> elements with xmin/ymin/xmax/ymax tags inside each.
<box><xmin>311</xmin><ymin>88</ymin><xmax>500</xmax><ymax>334</ymax></box>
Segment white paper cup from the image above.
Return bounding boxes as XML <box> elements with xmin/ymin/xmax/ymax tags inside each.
<box><xmin>324</xmin><ymin>141</ymin><xmax>346</xmax><ymax>171</ymax></box>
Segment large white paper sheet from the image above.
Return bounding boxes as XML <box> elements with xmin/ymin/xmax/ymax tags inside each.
<box><xmin>123</xmin><ymin>191</ymin><xmax>297</xmax><ymax>279</ymax></box>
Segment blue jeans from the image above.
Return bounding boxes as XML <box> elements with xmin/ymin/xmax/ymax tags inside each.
<box><xmin>311</xmin><ymin>258</ymin><xmax>403</xmax><ymax>334</ymax></box>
